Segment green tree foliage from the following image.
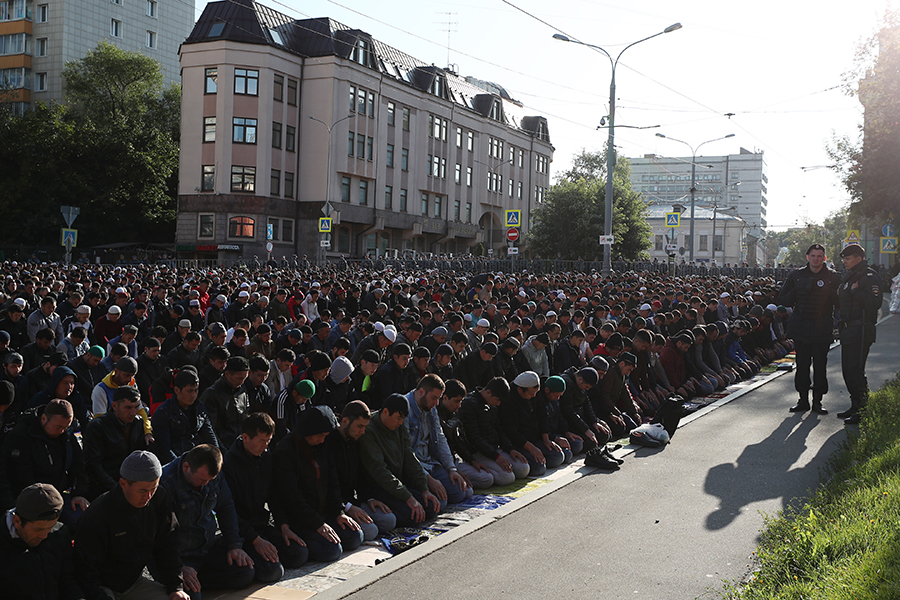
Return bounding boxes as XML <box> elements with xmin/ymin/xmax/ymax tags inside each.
<box><xmin>0</xmin><ymin>41</ymin><xmax>179</xmax><ymax>247</ymax></box>
<box><xmin>530</xmin><ymin>150</ymin><xmax>651</xmax><ymax>260</ymax></box>
<box><xmin>828</xmin><ymin>11</ymin><xmax>900</xmax><ymax>222</ymax></box>
<box><xmin>775</xmin><ymin>209</ymin><xmax>850</xmax><ymax>266</ymax></box>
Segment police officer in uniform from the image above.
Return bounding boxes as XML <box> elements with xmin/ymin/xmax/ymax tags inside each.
<box><xmin>836</xmin><ymin>243</ymin><xmax>883</xmax><ymax>424</ymax></box>
<box><xmin>777</xmin><ymin>244</ymin><xmax>839</xmax><ymax>414</ymax></box>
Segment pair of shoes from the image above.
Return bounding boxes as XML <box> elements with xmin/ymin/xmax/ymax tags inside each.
<box><xmin>789</xmin><ymin>402</ymin><xmax>810</xmax><ymax>413</ymax></box>
<box><xmin>584</xmin><ymin>448</ymin><xmax>620</xmax><ymax>470</ymax></box>
<box><xmin>608</xmin><ymin>443</ymin><xmax>623</xmax><ymax>451</ymax></box>
<box><xmin>837</xmin><ymin>408</ymin><xmax>855</xmax><ymax>419</ymax></box>
<box><xmin>844</xmin><ymin>413</ymin><xmax>861</xmax><ymax>425</ymax></box>
<box><xmin>811</xmin><ymin>403</ymin><xmax>828</xmax><ymax>415</ymax></box>
<box><xmin>603</xmin><ymin>447</ymin><xmax>624</xmax><ymax>465</ymax></box>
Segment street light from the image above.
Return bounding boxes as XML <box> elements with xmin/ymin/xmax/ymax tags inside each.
<box><xmin>308</xmin><ymin>114</ymin><xmax>354</xmax><ymax>265</ymax></box>
<box><xmin>655</xmin><ymin>132</ymin><xmax>735</xmax><ymax>263</ymax></box>
<box><xmin>553</xmin><ymin>22</ymin><xmax>682</xmax><ymax>276</ymax></box>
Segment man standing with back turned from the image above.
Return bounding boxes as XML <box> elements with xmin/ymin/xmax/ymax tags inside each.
<box><xmin>777</xmin><ymin>244</ymin><xmax>839</xmax><ymax>414</ymax></box>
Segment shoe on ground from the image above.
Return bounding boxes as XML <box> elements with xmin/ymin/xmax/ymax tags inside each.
<box><xmin>789</xmin><ymin>402</ymin><xmax>810</xmax><ymax>413</ymax></box>
<box><xmin>602</xmin><ymin>447</ymin><xmax>624</xmax><ymax>464</ymax></box>
<box><xmin>585</xmin><ymin>449</ymin><xmax>620</xmax><ymax>470</ymax></box>
<box><xmin>811</xmin><ymin>403</ymin><xmax>828</xmax><ymax>415</ymax></box>
<box><xmin>836</xmin><ymin>408</ymin><xmax>855</xmax><ymax>419</ymax></box>
<box><xmin>844</xmin><ymin>413</ymin><xmax>861</xmax><ymax>425</ymax></box>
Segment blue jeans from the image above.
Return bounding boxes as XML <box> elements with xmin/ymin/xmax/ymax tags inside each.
<box><xmin>516</xmin><ymin>443</ymin><xmax>565</xmax><ymax>477</ymax></box>
<box><xmin>428</xmin><ymin>464</ymin><xmax>468</xmax><ymax>507</ymax></box>
<box><xmin>294</xmin><ymin>519</ymin><xmax>363</xmax><ymax>563</ymax></box>
<box><xmin>359</xmin><ymin>502</ymin><xmax>398</xmax><ymax>540</ymax></box>
<box><xmin>370</xmin><ymin>488</ymin><xmax>439</xmax><ymax>528</ymax></box>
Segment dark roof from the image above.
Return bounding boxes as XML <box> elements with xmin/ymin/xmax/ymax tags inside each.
<box><xmin>185</xmin><ymin>0</ymin><xmax>551</xmax><ymax>144</ymax></box>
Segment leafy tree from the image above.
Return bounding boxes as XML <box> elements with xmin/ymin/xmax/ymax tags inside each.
<box><xmin>827</xmin><ymin>11</ymin><xmax>900</xmax><ymax>222</ymax></box>
<box><xmin>530</xmin><ymin>149</ymin><xmax>651</xmax><ymax>260</ymax></box>
<box><xmin>0</xmin><ymin>41</ymin><xmax>179</xmax><ymax>247</ymax></box>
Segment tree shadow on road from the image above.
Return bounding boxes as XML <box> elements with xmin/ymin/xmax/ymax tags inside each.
<box><xmin>703</xmin><ymin>414</ymin><xmax>844</xmax><ymax>531</ymax></box>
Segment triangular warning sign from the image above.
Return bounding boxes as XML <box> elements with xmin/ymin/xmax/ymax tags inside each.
<box><xmin>847</xmin><ymin>230</ymin><xmax>860</xmax><ymax>243</ymax></box>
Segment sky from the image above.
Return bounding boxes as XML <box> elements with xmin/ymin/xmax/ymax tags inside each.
<box><xmin>197</xmin><ymin>0</ymin><xmax>896</xmax><ymax>232</ymax></box>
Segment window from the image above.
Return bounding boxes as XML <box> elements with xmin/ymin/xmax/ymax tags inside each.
<box><xmin>233</xmin><ymin>117</ymin><xmax>257</xmax><ymax>144</ymax></box>
<box><xmin>421</xmin><ymin>193</ymin><xmax>428</xmax><ymax>216</ymax></box>
<box><xmin>348</xmin><ymin>85</ymin><xmax>356</xmax><ymax>113</ymax></box>
<box><xmin>268</xmin><ymin>218</ymin><xmax>294</xmax><ymax>242</ymax></box>
<box><xmin>455</xmin><ymin>164</ymin><xmax>461</xmax><ymax>184</ymax></box>
<box><xmin>287</xmin><ymin>79</ymin><xmax>297</xmax><ymax>105</ymax></box>
<box><xmin>456</xmin><ymin>127</ymin><xmax>462</xmax><ymax>148</ymax></box>
<box><xmin>467</xmin><ymin>131</ymin><xmax>474</xmax><ymax>151</ymax></box>
<box><xmin>284</xmin><ymin>172</ymin><xmax>294</xmax><ymax>199</ymax></box>
<box><xmin>110</xmin><ymin>19</ymin><xmax>122</xmax><ymax>38</ymax></box>
<box><xmin>654</xmin><ymin>235</ymin><xmax>664</xmax><ymax>251</ymax></box>
<box><xmin>341</xmin><ymin>177</ymin><xmax>351</xmax><ymax>202</ymax></box>
<box><xmin>35</xmin><ymin>38</ymin><xmax>47</xmax><ymax>57</ymax></box>
<box><xmin>429</xmin><ymin>114</ymin><xmax>448</xmax><ymax>141</ymax></box>
<box><xmin>34</xmin><ymin>72</ymin><xmax>46</xmax><ymax>92</ymax></box>
<box><xmin>202</xmin><ymin>166</ymin><xmax>215</xmax><ymax>191</ymax></box>
<box><xmin>198</xmin><ymin>214</ymin><xmax>214</xmax><ymax>238</ymax></box>
<box><xmin>714</xmin><ymin>235</ymin><xmax>723</xmax><ymax>252</ymax></box>
<box><xmin>229</xmin><ymin>216</ymin><xmax>255</xmax><ymax>238</ymax></box>
<box><xmin>203</xmin><ymin>117</ymin><xmax>215</xmax><ymax>142</ymax></box>
<box><xmin>402</xmin><ymin>107</ymin><xmax>410</xmax><ymax>131</ymax></box>
<box><xmin>208</xmin><ymin>21</ymin><xmax>225</xmax><ymax>37</ymax></box>
<box><xmin>366</xmin><ymin>136</ymin><xmax>373</xmax><ymax>161</ymax></box>
<box><xmin>386</xmin><ymin>144</ymin><xmax>394</xmax><ymax>168</ymax></box>
<box><xmin>356</xmin><ymin>134</ymin><xmax>365</xmax><ymax>159</ymax></box>
<box><xmin>434</xmin><ymin>195</ymin><xmax>442</xmax><ymax>218</ymax></box>
<box><xmin>347</xmin><ymin>131</ymin><xmax>354</xmax><ymax>156</ymax></box>
<box><xmin>0</xmin><ymin>33</ymin><xmax>26</xmax><ymax>56</ymax></box>
<box><xmin>146</xmin><ymin>31</ymin><xmax>157</xmax><ymax>49</ymax></box>
<box><xmin>440</xmin><ymin>158</ymin><xmax>446</xmax><ymax>179</ymax></box>
<box><xmin>367</xmin><ymin>92</ymin><xmax>375</xmax><ymax>117</ymax></box>
<box><xmin>518</xmin><ymin>149</ymin><xmax>524</xmax><ymax>168</ymax></box>
<box><xmin>111</xmin><ymin>0</ymin><xmax>121</xmax><ymax>5</ymax></box>
<box><xmin>147</xmin><ymin>0</ymin><xmax>157</xmax><ymax>17</ymax></box>
<box><xmin>466</xmin><ymin>202</ymin><xmax>472</xmax><ymax>223</ymax></box>
<box><xmin>517</xmin><ymin>181</ymin><xmax>523</xmax><ymax>199</ymax></box>
<box><xmin>271</xmin><ymin>122</ymin><xmax>281</xmax><ymax>148</ymax></box>
<box><xmin>0</xmin><ymin>0</ymin><xmax>26</xmax><ymax>20</ymax></box>
<box><xmin>37</xmin><ymin>4</ymin><xmax>48</xmax><ymax>22</ymax></box>
<box><xmin>285</xmin><ymin>126</ymin><xmax>295</xmax><ymax>152</ymax></box>
<box><xmin>454</xmin><ymin>200</ymin><xmax>460</xmax><ymax>220</ymax></box>
<box><xmin>273</xmin><ymin>74</ymin><xmax>283</xmax><ymax>102</ymax></box>
<box><xmin>466</xmin><ymin>166</ymin><xmax>472</xmax><ymax>187</ymax></box>
<box><xmin>384</xmin><ymin>185</ymin><xmax>393</xmax><ymax>210</ymax></box>
<box><xmin>699</xmin><ymin>235</ymin><xmax>708</xmax><ymax>252</ymax></box>
<box><xmin>230</xmin><ymin>166</ymin><xmax>256</xmax><ymax>193</ymax></box>
<box><xmin>358</xmin><ymin>180</ymin><xmax>368</xmax><ymax>205</ymax></box>
<box><xmin>387</xmin><ymin>102</ymin><xmax>395</xmax><ymax>126</ymax></box>
<box><xmin>205</xmin><ymin>68</ymin><xmax>217</xmax><ymax>94</ymax></box>
<box><xmin>357</xmin><ymin>88</ymin><xmax>366</xmax><ymax>115</ymax></box>
<box><xmin>488</xmin><ymin>137</ymin><xmax>504</xmax><ymax>159</ymax></box>
<box><xmin>401</xmin><ymin>148</ymin><xmax>409</xmax><ymax>171</ymax></box>
<box><xmin>400</xmin><ymin>189</ymin><xmax>408</xmax><ymax>212</ymax></box>
<box><xmin>234</xmin><ymin>69</ymin><xmax>258</xmax><ymax>95</ymax></box>
<box><xmin>270</xmin><ymin>169</ymin><xmax>281</xmax><ymax>197</ymax></box>
<box><xmin>536</xmin><ymin>154</ymin><xmax>550</xmax><ymax>174</ymax></box>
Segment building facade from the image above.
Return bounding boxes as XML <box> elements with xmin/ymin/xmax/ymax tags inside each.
<box><xmin>628</xmin><ymin>147</ymin><xmax>768</xmax><ymax>265</ymax></box>
<box><xmin>0</xmin><ymin>0</ymin><xmax>192</xmax><ymax>114</ymax></box>
<box><xmin>175</xmin><ymin>0</ymin><xmax>553</xmax><ymax>263</ymax></box>
<box><xmin>644</xmin><ymin>205</ymin><xmax>747</xmax><ymax>266</ymax></box>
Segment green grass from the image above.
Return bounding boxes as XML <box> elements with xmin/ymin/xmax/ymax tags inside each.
<box><xmin>723</xmin><ymin>376</ymin><xmax>900</xmax><ymax>600</ymax></box>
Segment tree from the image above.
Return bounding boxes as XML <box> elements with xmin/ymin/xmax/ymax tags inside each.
<box><xmin>0</xmin><ymin>42</ymin><xmax>179</xmax><ymax>247</ymax></box>
<box><xmin>530</xmin><ymin>150</ymin><xmax>651</xmax><ymax>260</ymax></box>
<box><xmin>827</xmin><ymin>11</ymin><xmax>900</xmax><ymax>222</ymax></box>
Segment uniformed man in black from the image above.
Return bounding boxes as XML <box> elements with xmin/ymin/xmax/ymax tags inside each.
<box><xmin>836</xmin><ymin>243</ymin><xmax>883</xmax><ymax>424</ymax></box>
<box><xmin>776</xmin><ymin>244</ymin><xmax>839</xmax><ymax>414</ymax></box>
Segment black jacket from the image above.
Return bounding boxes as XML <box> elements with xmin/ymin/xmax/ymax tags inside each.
<box><xmin>74</xmin><ymin>484</ymin><xmax>183</xmax><ymax>600</ymax></box>
<box><xmin>200</xmin><ymin>376</ymin><xmax>250</xmax><ymax>452</ymax></box>
<box><xmin>223</xmin><ymin>437</ymin><xmax>277</xmax><ymax>543</ymax></box>
<box><xmin>0</xmin><ymin>518</ymin><xmax>81</xmax><ymax>600</ymax></box>
<box><xmin>457</xmin><ymin>391</ymin><xmax>513</xmax><ymax>459</ymax></box>
<box><xmin>323</xmin><ymin>428</ymin><xmax>363</xmax><ymax>506</ymax></box>
<box><xmin>776</xmin><ymin>264</ymin><xmax>840</xmax><ymax>343</ymax></box>
<box><xmin>82</xmin><ymin>412</ymin><xmax>149</xmax><ymax>499</ymax></box>
<box><xmin>150</xmin><ymin>397</ymin><xmax>218</xmax><ymax>463</ymax></box>
<box><xmin>500</xmin><ymin>388</ymin><xmax>549</xmax><ymax>448</ymax></box>
<box><xmin>371</xmin><ymin>361</ymin><xmax>411</xmax><ymax>403</ymax></box>
<box><xmin>271</xmin><ymin>432</ymin><xmax>344</xmax><ymax>531</ymax></box>
<box><xmin>560</xmin><ymin>370</ymin><xmax>597</xmax><ymax>435</ymax></box>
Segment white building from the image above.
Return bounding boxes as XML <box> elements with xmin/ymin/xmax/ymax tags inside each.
<box><xmin>0</xmin><ymin>0</ymin><xmax>193</xmax><ymax>114</ymax></box>
<box><xmin>628</xmin><ymin>148</ymin><xmax>768</xmax><ymax>264</ymax></box>
<box><xmin>645</xmin><ymin>205</ymin><xmax>748</xmax><ymax>266</ymax></box>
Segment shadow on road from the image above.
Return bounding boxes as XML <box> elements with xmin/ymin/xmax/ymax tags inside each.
<box><xmin>703</xmin><ymin>414</ymin><xmax>843</xmax><ymax>531</ymax></box>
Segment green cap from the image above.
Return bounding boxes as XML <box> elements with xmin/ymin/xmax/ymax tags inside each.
<box><xmin>545</xmin><ymin>376</ymin><xmax>566</xmax><ymax>393</ymax></box>
<box><xmin>295</xmin><ymin>379</ymin><xmax>316</xmax><ymax>399</ymax></box>
<box><xmin>88</xmin><ymin>345</ymin><xmax>106</xmax><ymax>359</ymax></box>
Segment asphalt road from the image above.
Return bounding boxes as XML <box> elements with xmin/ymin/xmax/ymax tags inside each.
<box><xmin>337</xmin><ymin>307</ymin><xmax>898</xmax><ymax>600</ymax></box>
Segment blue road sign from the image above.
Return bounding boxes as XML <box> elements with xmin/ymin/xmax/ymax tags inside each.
<box><xmin>665</xmin><ymin>213</ymin><xmax>680</xmax><ymax>227</ymax></box>
<box><xmin>881</xmin><ymin>236</ymin><xmax>898</xmax><ymax>254</ymax></box>
<box><xmin>318</xmin><ymin>217</ymin><xmax>332</xmax><ymax>233</ymax></box>
<box><xmin>505</xmin><ymin>210</ymin><xmax>521</xmax><ymax>227</ymax></box>
<box><xmin>883</xmin><ymin>224</ymin><xmax>895</xmax><ymax>237</ymax></box>
<box><xmin>60</xmin><ymin>228</ymin><xmax>77</xmax><ymax>248</ymax></box>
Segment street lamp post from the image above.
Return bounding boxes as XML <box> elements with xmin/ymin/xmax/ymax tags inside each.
<box><xmin>554</xmin><ymin>22</ymin><xmax>682</xmax><ymax>276</ymax></box>
<box><xmin>655</xmin><ymin>132</ymin><xmax>734</xmax><ymax>263</ymax></box>
<box><xmin>308</xmin><ymin>114</ymin><xmax>354</xmax><ymax>265</ymax></box>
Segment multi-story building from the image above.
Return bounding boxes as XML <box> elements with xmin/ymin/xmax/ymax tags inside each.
<box><xmin>644</xmin><ymin>205</ymin><xmax>748</xmax><ymax>266</ymax></box>
<box><xmin>628</xmin><ymin>148</ymin><xmax>768</xmax><ymax>264</ymax></box>
<box><xmin>175</xmin><ymin>0</ymin><xmax>553</xmax><ymax>263</ymax></box>
<box><xmin>0</xmin><ymin>0</ymin><xmax>192</xmax><ymax>114</ymax></box>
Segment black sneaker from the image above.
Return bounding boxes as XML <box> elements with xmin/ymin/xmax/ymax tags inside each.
<box><xmin>585</xmin><ymin>449</ymin><xmax>620</xmax><ymax>470</ymax></box>
<box><xmin>789</xmin><ymin>402</ymin><xmax>810</xmax><ymax>413</ymax></box>
<box><xmin>603</xmin><ymin>447</ymin><xmax>624</xmax><ymax>464</ymax></box>
<box><xmin>836</xmin><ymin>408</ymin><xmax>855</xmax><ymax>419</ymax></box>
<box><xmin>844</xmin><ymin>413</ymin><xmax>861</xmax><ymax>425</ymax></box>
<box><xmin>811</xmin><ymin>403</ymin><xmax>828</xmax><ymax>415</ymax></box>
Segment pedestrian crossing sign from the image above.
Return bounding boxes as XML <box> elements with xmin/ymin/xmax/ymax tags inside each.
<box><xmin>60</xmin><ymin>228</ymin><xmax>77</xmax><ymax>248</ymax></box>
<box><xmin>318</xmin><ymin>217</ymin><xmax>332</xmax><ymax>233</ymax></box>
<box><xmin>665</xmin><ymin>213</ymin><xmax>680</xmax><ymax>228</ymax></box>
<box><xmin>882</xmin><ymin>236</ymin><xmax>898</xmax><ymax>254</ymax></box>
<box><xmin>505</xmin><ymin>210</ymin><xmax>521</xmax><ymax>227</ymax></box>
